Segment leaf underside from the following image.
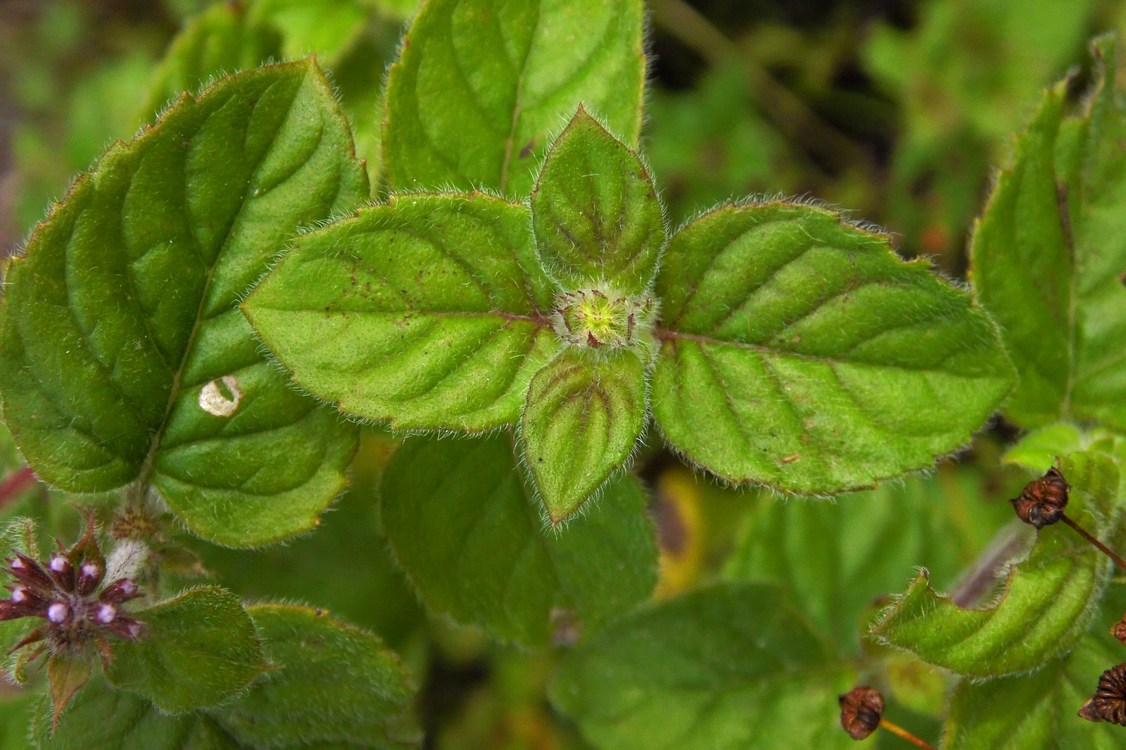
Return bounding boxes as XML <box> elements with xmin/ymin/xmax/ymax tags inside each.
<box><xmin>652</xmin><ymin>201</ymin><xmax>1014</xmax><ymax>494</ymax></box>
<box><xmin>871</xmin><ymin>451</ymin><xmax>1120</xmax><ymax>677</ymax></box>
<box><xmin>0</xmin><ymin>60</ymin><xmax>367</xmax><ymax>547</ymax></box>
<box><xmin>942</xmin><ymin>585</ymin><xmax>1126</xmax><ymax>750</ymax></box>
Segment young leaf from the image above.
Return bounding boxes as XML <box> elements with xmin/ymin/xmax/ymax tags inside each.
<box><xmin>207</xmin><ymin>604</ymin><xmax>419</xmax><ymax>749</ymax></box>
<box><xmin>971</xmin><ymin>36</ymin><xmax>1126</xmax><ymax>430</ymax></box>
<box><xmin>139</xmin><ymin>2</ymin><xmax>282</xmax><ymax>121</ymax></box>
<box><xmin>724</xmin><ymin>469</ymin><xmax>1012</xmax><ymax>655</ymax></box>
<box><xmin>244</xmin><ymin>193</ymin><xmax>559</xmax><ymax>432</ymax></box>
<box><xmin>47</xmin><ymin>654</ymin><xmax>94</xmax><ymax>730</ymax></box>
<box><xmin>652</xmin><ymin>201</ymin><xmax>1014</xmax><ymax>494</ymax></box>
<box><xmin>383</xmin><ymin>0</ymin><xmax>646</xmax><ymax>196</ymax></box>
<box><xmin>521</xmin><ymin>348</ymin><xmax>647</xmax><ymax>523</ymax></box>
<box><xmin>871</xmin><ymin>451</ymin><xmax>1120</xmax><ymax>677</ymax></box>
<box><xmin>531</xmin><ymin>108</ymin><xmax>664</xmax><ymax>293</ymax></box>
<box><xmin>549</xmin><ymin>582</ymin><xmax>856</xmax><ymax>750</ymax></box>
<box><xmin>942</xmin><ymin>585</ymin><xmax>1126</xmax><ymax>749</ymax></box>
<box><xmin>38</xmin><ymin>678</ymin><xmax>239</xmax><ymax>750</ymax></box>
<box><xmin>0</xmin><ymin>60</ymin><xmax>367</xmax><ymax>547</ymax></box>
<box><xmin>106</xmin><ymin>586</ymin><xmax>266</xmax><ymax>713</ymax></box>
<box><xmin>380</xmin><ymin>434</ymin><xmax>657</xmax><ymax>647</ymax></box>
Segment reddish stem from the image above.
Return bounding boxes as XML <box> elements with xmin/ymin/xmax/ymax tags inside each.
<box><xmin>1061</xmin><ymin>514</ymin><xmax>1126</xmax><ymax>571</ymax></box>
<box><xmin>0</xmin><ymin>467</ymin><xmax>36</xmax><ymax>511</ymax></box>
<box><xmin>880</xmin><ymin>719</ymin><xmax>937</xmax><ymax>750</ymax></box>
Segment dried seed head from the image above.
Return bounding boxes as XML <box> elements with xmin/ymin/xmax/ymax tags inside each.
<box><xmin>1010</xmin><ymin>467</ymin><xmax>1070</xmax><ymax>529</ymax></box>
<box><xmin>1112</xmin><ymin>615</ymin><xmax>1126</xmax><ymax>646</ymax></box>
<box><xmin>1079</xmin><ymin>663</ymin><xmax>1126</xmax><ymax>725</ymax></box>
<box><xmin>839</xmin><ymin>686</ymin><xmax>885</xmax><ymax>740</ymax></box>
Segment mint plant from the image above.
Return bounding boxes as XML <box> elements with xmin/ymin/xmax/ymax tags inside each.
<box><xmin>3</xmin><ymin>0</ymin><xmax>1126</xmax><ymax>748</ymax></box>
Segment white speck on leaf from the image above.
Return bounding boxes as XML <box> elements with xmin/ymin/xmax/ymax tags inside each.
<box><xmin>199</xmin><ymin>375</ymin><xmax>243</xmax><ymax>417</ymax></box>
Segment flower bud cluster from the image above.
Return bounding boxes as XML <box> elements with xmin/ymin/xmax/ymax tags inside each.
<box><xmin>0</xmin><ymin>523</ymin><xmax>145</xmax><ymax>657</ymax></box>
<box><xmin>551</xmin><ymin>285</ymin><xmax>657</xmax><ymax>354</ymax></box>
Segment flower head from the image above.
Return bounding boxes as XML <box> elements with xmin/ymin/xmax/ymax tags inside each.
<box><xmin>1</xmin><ymin>516</ymin><xmax>145</xmax><ymax>661</ymax></box>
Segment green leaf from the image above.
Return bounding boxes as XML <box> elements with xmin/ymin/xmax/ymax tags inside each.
<box><xmin>106</xmin><ymin>586</ymin><xmax>266</xmax><ymax>713</ymax></box>
<box><xmin>248</xmin><ymin>0</ymin><xmax>371</xmax><ymax>66</ymax></box>
<box><xmin>521</xmin><ymin>348</ymin><xmax>646</xmax><ymax>523</ymax></box>
<box><xmin>871</xmin><ymin>451</ymin><xmax>1120</xmax><ymax>677</ymax></box>
<box><xmin>244</xmin><ymin>193</ymin><xmax>559</xmax><ymax>432</ymax></box>
<box><xmin>1003</xmin><ymin>422</ymin><xmax>1085</xmax><ymax>472</ymax></box>
<box><xmin>139</xmin><ymin>2</ymin><xmax>282</xmax><ymax>121</ymax></box>
<box><xmin>381</xmin><ymin>434</ymin><xmax>657</xmax><ymax>647</ymax></box>
<box><xmin>39</xmin><ymin>678</ymin><xmax>240</xmax><ymax>750</ymax></box>
<box><xmin>48</xmin><ymin>654</ymin><xmax>94</xmax><ymax>730</ymax></box>
<box><xmin>531</xmin><ymin>107</ymin><xmax>664</xmax><ymax>293</ymax></box>
<box><xmin>0</xmin><ymin>60</ymin><xmax>366</xmax><ymax>547</ymax></box>
<box><xmin>549</xmin><ymin>582</ymin><xmax>855</xmax><ymax>750</ymax></box>
<box><xmin>383</xmin><ymin>0</ymin><xmax>646</xmax><ymax>197</ymax></box>
<box><xmin>207</xmin><ymin>604</ymin><xmax>419</xmax><ymax>749</ymax></box>
<box><xmin>971</xmin><ymin>36</ymin><xmax>1126</xmax><ymax>430</ymax></box>
<box><xmin>0</xmin><ymin>690</ymin><xmax>36</xmax><ymax>750</ymax></box>
<box><xmin>652</xmin><ymin>201</ymin><xmax>1014</xmax><ymax>494</ymax></box>
<box><xmin>942</xmin><ymin>584</ymin><xmax>1126</xmax><ymax>749</ymax></box>
<box><xmin>186</xmin><ymin>441</ymin><xmax>425</xmax><ymax>647</ymax></box>
<box><xmin>724</xmin><ymin>468</ymin><xmax>1013</xmax><ymax>656</ymax></box>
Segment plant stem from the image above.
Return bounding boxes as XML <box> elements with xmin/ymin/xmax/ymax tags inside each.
<box><xmin>880</xmin><ymin>718</ymin><xmax>937</xmax><ymax>750</ymax></box>
<box><xmin>0</xmin><ymin>467</ymin><xmax>35</xmax><ymax>511</ymax></box>
<box><xmin>1061</xmin><ymin>513</ymin><xmax>1126</xmax><ymax>571</ymax></box>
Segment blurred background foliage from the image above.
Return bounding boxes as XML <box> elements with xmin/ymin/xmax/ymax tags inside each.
<box><xmin>3</xmin><ymin>1</ymin><xmax>1126</xmax><ymax>748</ymax></box>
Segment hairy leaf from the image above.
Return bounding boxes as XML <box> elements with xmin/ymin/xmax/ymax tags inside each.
<box><xmin>871</xmin><ymin>451</ymin><xmax>1120</xmax><ymax>677</ymax></box>
<box><xmin>531</xmin><ymin>108</ymin><xmax>664</xmax><ymax>292</ymax></box>
<box><xmin>971</xmin><ymin>36</ymin><xmax>1126</xmax><ymax>429</ymax></box>
<box><xmin>381</xmin><ymin>434</ymin><xmax>657</xmax><ymax>647</ymax></box>
<box><xmin>244</xmin><ymin>193</ymin><xmax>559</xmax><ymax>432</ymax></box>
<box><xmin>521</xmin><ymin>348</ymin><xmax>646</xmax><ymax>522</ymax></box>
<box><xmin>384</xmin><ymin>0</ymin><xmax>646</xmax><ymax>196</ymax></box>
<box><xmin>107</xmin><ymin>586</ymin><xmax>266</xmax><ymax>713</ymax></box>
<box><xmin>38</xmin><ymin>678</ymin><xmax>239</xmax><ymax>750</ymax></box>
<box><xmin>0</xmin><ymin>60</ymin><xmax>366</xmax><ymax>546</ymax></box>
<box><xmin>0</xmin><ymin>690</ymin><xmax>35</xmax><ymax>750</ymax></box>
<box><xmin>550</xmin><ymin>582</ymin><xmax>855</xmax><ymax>750</ymax></box>
<box><xmin>652</xmin><ymin>201</ymin><xmax>1014</xmax><ymax>494</ymax></box>
<box><xmin>140</xmin><ymin>3</ymin><xmax>282</xmax><ymax>121</ymax></box>
<box><xmin>943</xmin><ymin>585</ymin><xmax>1126</xmax><ymax>749</ymax></box>
<box><xmin>208</xmin><ymin>605</ymin><xmax>419</xmax><ymax>749</ymax></box>
<box><xmin>725</xmin><ymin>468</ymin><xmax>1012</xmax><ymax>655</ymax></box>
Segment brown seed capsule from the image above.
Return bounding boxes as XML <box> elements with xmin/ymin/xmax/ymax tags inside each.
<box><xmin>1111</xmin><ymin>615</ymin><xmax>1126</xmax><ymax>646</ymax></box>
<box><xmin>1010</xmin><ymin>467</ymin><xmax>1069</xmax><ymax>529</ymax></box>
<box><xmin>1078</xmin><ymin>663</ymin><xmax>1126</xmax><ymax>726</ymax></box>
<box><xmin>840</xmin><ymin>686</ymin><xmax>885</xmax><ymax>740</ymax></box>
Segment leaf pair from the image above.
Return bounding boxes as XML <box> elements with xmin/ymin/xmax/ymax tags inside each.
<box><xmin>246</xmin><ymin>104</ymin><xmax>1016</xmax><ymax>522</ymax></box>
<box><xmin>245</xmin><ymin>107</ymin><xmax>663</xmax><ymax>522</ymax></box>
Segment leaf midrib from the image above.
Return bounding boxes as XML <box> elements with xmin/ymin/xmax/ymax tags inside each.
<box><xmin>129</xmin><ymin>73</ymin><xmax>306</xmax><ymax>502</ymax></box>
